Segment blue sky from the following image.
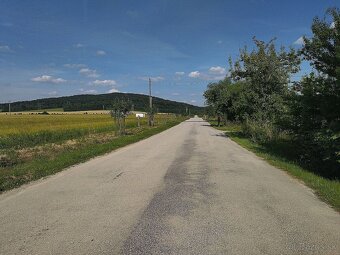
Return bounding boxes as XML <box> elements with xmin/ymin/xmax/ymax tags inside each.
<box><xmin>0</xmin><ymin>0</ymin><xmax>338</xmax><ymax>106</ymax></box>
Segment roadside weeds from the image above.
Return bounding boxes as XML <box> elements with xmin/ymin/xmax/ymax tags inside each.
<box><xmin>0</xmin><ymin>120</ymin><xmax>184</xmax><ymax>193</ymax></box>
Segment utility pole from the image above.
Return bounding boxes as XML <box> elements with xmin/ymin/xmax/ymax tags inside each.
<box><xmin>148</xmin><ymin>77</ymin><xmax>153</xmax><ymax>126</ymax></box>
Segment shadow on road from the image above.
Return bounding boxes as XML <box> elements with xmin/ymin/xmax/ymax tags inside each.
<box><xmin>211</xmin><ymin>133</ymin><xmax>228</xmax><ymax>139</ymax></box>
<box><xmin>185</xmin><ymin>120</ymin><xmax>207</xmax><ymax>123</ymax></box>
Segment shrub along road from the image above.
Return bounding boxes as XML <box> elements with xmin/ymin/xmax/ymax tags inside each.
<box><xmin>0</xmin><ymin>118</ymin><xmax>339</xmax><ymax>254</ymax></box>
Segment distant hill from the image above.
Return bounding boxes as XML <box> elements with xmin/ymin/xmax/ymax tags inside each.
<box><xmin>0</xmin><ymin>93</ymin><xmax>204</xmax><ymax>114</ymax></box>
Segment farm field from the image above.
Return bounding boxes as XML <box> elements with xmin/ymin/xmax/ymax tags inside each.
<box><xmin>0</xmin><ymin>112</ymin><xmax>185</xmax><ymax>192</ymax></box>
<box><xmin>0</xmin><ymin>113</ymin><xmax>145</xmax><ymax>136</ymax></box>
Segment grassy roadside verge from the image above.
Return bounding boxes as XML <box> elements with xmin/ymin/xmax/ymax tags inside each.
<box><xmin>209</xmin><ymin>121</ymin><xmax>340</xmax><ymax>212</ymax></box>
<box><xmin>0</xmin><ymin>119</ymin><xmax>184</xmax><ymax>192</ymax></box>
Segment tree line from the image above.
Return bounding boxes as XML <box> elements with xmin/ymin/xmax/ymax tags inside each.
<box><xmin>204</xmin><ymin>8</ymin><xmax>339</xmax><ymax>179</ymax></box>
<box><xmin>0</xmin><ymin>92</ymin><xmax>204</xmax><ymax>115</ymax></box>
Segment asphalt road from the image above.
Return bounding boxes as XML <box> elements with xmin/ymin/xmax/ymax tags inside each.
<box><xmin>0</xmin><ymin>118</ymin><xmax>339</xmax><ymax>255</ymax></box>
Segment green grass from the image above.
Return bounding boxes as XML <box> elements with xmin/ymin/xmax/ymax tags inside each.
<box><xmin>0</xmin><ymin>118</ymin><xmax>185</xmax><ymax>192</ymax></box>
<box><xmin>209</xmin><ymin>121</ymin><xmax>340</xmax><ymax>212</ymax></box>
<box><xmin>26</xmin><ymin>108</ymin><xmax>64</xmax><ymax>112</ymax></box>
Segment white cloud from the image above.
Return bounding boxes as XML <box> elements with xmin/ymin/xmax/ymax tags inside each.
<box><xmin>64</xmin><ymin>63</ymin><xmax>86</xmax><ymax>69</ymax></box>
<box><xmin>190</xmin><ymin>100</ymin><xmax>196</xmax><ymax>103</ymax></box>
<box><xmin>175</xmin><ymin>71</ymin><xmax>185</xmax><ymax>76</ymax></box>
<box><xmin>187</xmin><ymin>68</ymin><xmax>226</xmax><ymax>81</ymax></box>
<box><xmin>96</xmin><ymin>50</ymin><xmax>106</xmax><ymax>56</ymax></box>
<box><xmin>0</xmin><ymin>45</ymin><xmax>11</xmax><ymax>52</ymax></box>
<box><xmin>108</xmin><ymin>88</ymin><xmax>119</xmax><ymax>93</ymax></box>
<box><xmin>92</xmin><ymin>79</ymin><xmax>116</xmax><ymax>86</ymax></box>
<box><xmin>79</xmin><ymin>68</ymin><xmax>99</xmax><ymax>78</ymax></box>
<box><xmin>48</xmin><ymin>91</ymin><xmax>58</xmax><ymax>96</ymax></box>
<box><xmin>209</xmin><ymin>66</ymin><xmax>226</xmax><ymax>75</ymax></box>
<box><xmin>188</xmin><ymin>71</ymin><xmax>200</xmax><ymax>78</ymax></box>
<box><xmin>294</xmin><ymin>36</ymin><xmax>305</xmax><ymax>46</ymax></box>
<box><xmin>140</xmin><ymin>76</ymin><xmax>164</xmax><ymax>82</ymax></box>
<box><xmin>172</xmin><ymin>92</ymin><xmax>180</xmax><ymax>96</ymax></box>
<box><xmin>79</xmin><ymin>88</ymin><xmax>97</xmax><ymax>94</ymax></box>
<box><xmin>74</xmin><ymin>43</ymin><xmax>84</xmax><ymax>48</ymax></box>
<box><xmin>330</xmin><ymin>22</ymin><xmax>335</xmax><ymax>29</ymax></box>
<box><xmin>31</xmin><ymin>75</ymin><xmax>66</xmax><ymax>84</ymax></box>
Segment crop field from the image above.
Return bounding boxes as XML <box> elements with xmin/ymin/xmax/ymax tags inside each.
<box><xmin>0</xmin><ymin>113</ymin><xmax>175</xmax><ymax>149</ymax></box>
<box><xmin>0</xmin><ymin>114</ymin><xmax>146</xmax><ymax>136</ymax></box>
<box><xmin>0</xmin><ymin>112</ymin><xmax>184</xmax><ymax>191</ymax></box>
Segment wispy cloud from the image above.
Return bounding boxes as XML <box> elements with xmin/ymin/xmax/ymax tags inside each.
<box><xmin>175</xmin><ymin>71</ymin><xmax>185</xmax><ymax>76</ymax></box>
<box><xmin>0</xmin><ymin>44</ymin><xmax>12</xmax><ymax>53</ymax></box>
<box><xmin>79</xmin><ymin>88</ymin><xmax>97</xmax><ymax>94</ymax></box>
<box><xmin>188</xmin><ymin>67</ymin><xmax>226</xmax><ymax>81</ymax></box>
<box><xmin>209</xmin><ymin>66</ymin><xmax>226</xmax><ymax>75</ymax></box>
<box><xmin>294</xmin><ymin>36</ymin><xmax>305</xmax><ymax>45</ymax></box>
<box><xmin>96</xmin><ymin>50</ymin><xmax>106</xmax><ymax>56</ymax></box>
<box><xmin>92</xmin><ymin>79</ymin><xmax>116</xmax><ymax>86</ymax></box>
<box><xmin>172</xmin><ymin>92</ymin><xmax>180</xmax><ymax>96</ymax></box>
<box><xmin>31</xmin><ymin>75</ymin><xmax>66</xmax><ymax>84</ymax></box>
<box><xmin>64</xmin><ymin>63</ymin><xmax>86</xmax><ymax>69</ymax></box>
<box><xmin>48</xmin><ymin>91</ymin><xmax>58</xmax><ymax>96</ymax></box>
<box><xmin>139</xmin><ymin>76</ymin><xmax>164</xmax><ymax>82</ymax></box>
<box><xmin>74</xmin><ymin>43</ymin><xmax>84</xmax><ymax>48</ymax></box>
<box><xmin>188</xmin><ymin>71</ymin><xmax>200</xmax><ymax>78</ymax></box>
<box><xmin>108</xmin><ymin>88</ymin><xmax>119</xmax><ymax>93</ymax></box>
<box><xmin>79</xmin><ymin>68</ymin><xmax>99</xmax><ymax>78</ymax></box>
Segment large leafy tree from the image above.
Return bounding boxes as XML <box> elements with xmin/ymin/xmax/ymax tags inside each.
<box><xmin>204</xmin><ymin>78</ymin><xmax>231</xmax><ymax>126</ymax></box>
<box><xmin>204</xmin><ymin>78</ymin><xmax>250</xmax><ymax>125</ymax></box>
<box><xmin>229</xmin><ymin>37</ymin><xmax>300</xmax><ymax>122</ymax></box>
<box><xmin>290</xmin><ymin>8</ymin><xmax>339</xmax><ymax>177</ymax></box>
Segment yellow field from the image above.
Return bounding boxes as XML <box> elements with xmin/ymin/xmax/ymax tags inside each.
<box><xmin>0</xmin><ymin>113</ymin><xmax>154</xmax><ymax>136</ymax></box>
<box><xmin>0</xmin><ymin>114</ymin><xmax>111</xmax><ymax>136</ymax></box>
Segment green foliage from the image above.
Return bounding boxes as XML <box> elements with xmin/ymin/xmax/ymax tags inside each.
<box><xmin>204</xmin><ymin>8</ymin><xmax>339</xmax><ymax>179</ymax></box>
<box><xmin>242</xmin><ymin>119</ymin><xmax>284</xmax><ymax>143</ymax></box>
<box><xmin>0</xmin><ymin>93</ymin><xmax>204</xmax><ymax>115</ymax></box>
<box><xmin>203</xmin><ymin>78</ymin><xmax>230</xmax><ymax>125</ymax></box>
<box><xmin>110</xmin><ymin>99</ymin><xmax>131</xmax><ymax>136</ymax></box>
<box><xmin>288</xmin><ymin>8</ymin><xmax>340</xmax><ymax>178</ymax></box>
<box><xmin>229</xmin><ymin>37</ymin><xmax>300</xmax><ymax>124</ymax></box>
<box><xmin>302</xmin><ymin>7</ymin><xmax>340</xmax><ymax>80</ymax></box>
<box><xmin>203</xmin><ymin>78</ymin><xmax>250</xmax><ymax>125</ymax></box>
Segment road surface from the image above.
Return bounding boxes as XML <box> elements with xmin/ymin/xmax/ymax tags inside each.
<box><xmin>0</xmin><ymin>118</ymin><xmax>339</xmax><ymax>255</ymax></box>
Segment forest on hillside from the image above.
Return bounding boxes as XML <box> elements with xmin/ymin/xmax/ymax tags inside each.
<box><xmin>0</xmin><ymin>92</ymin><xmax>204</xmax><ymax>115</ymax></box>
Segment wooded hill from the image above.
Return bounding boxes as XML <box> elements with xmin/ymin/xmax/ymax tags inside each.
<box><xmin>0</xmin><ymin>92</ymin><xmax>204</xmax><ymax>114</ymax></box>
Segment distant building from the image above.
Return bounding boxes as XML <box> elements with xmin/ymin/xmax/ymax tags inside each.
<box><xmin>136</xmin><ymin>113</ymin><xmax>145</xmax><ymax>118</ymax></box>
